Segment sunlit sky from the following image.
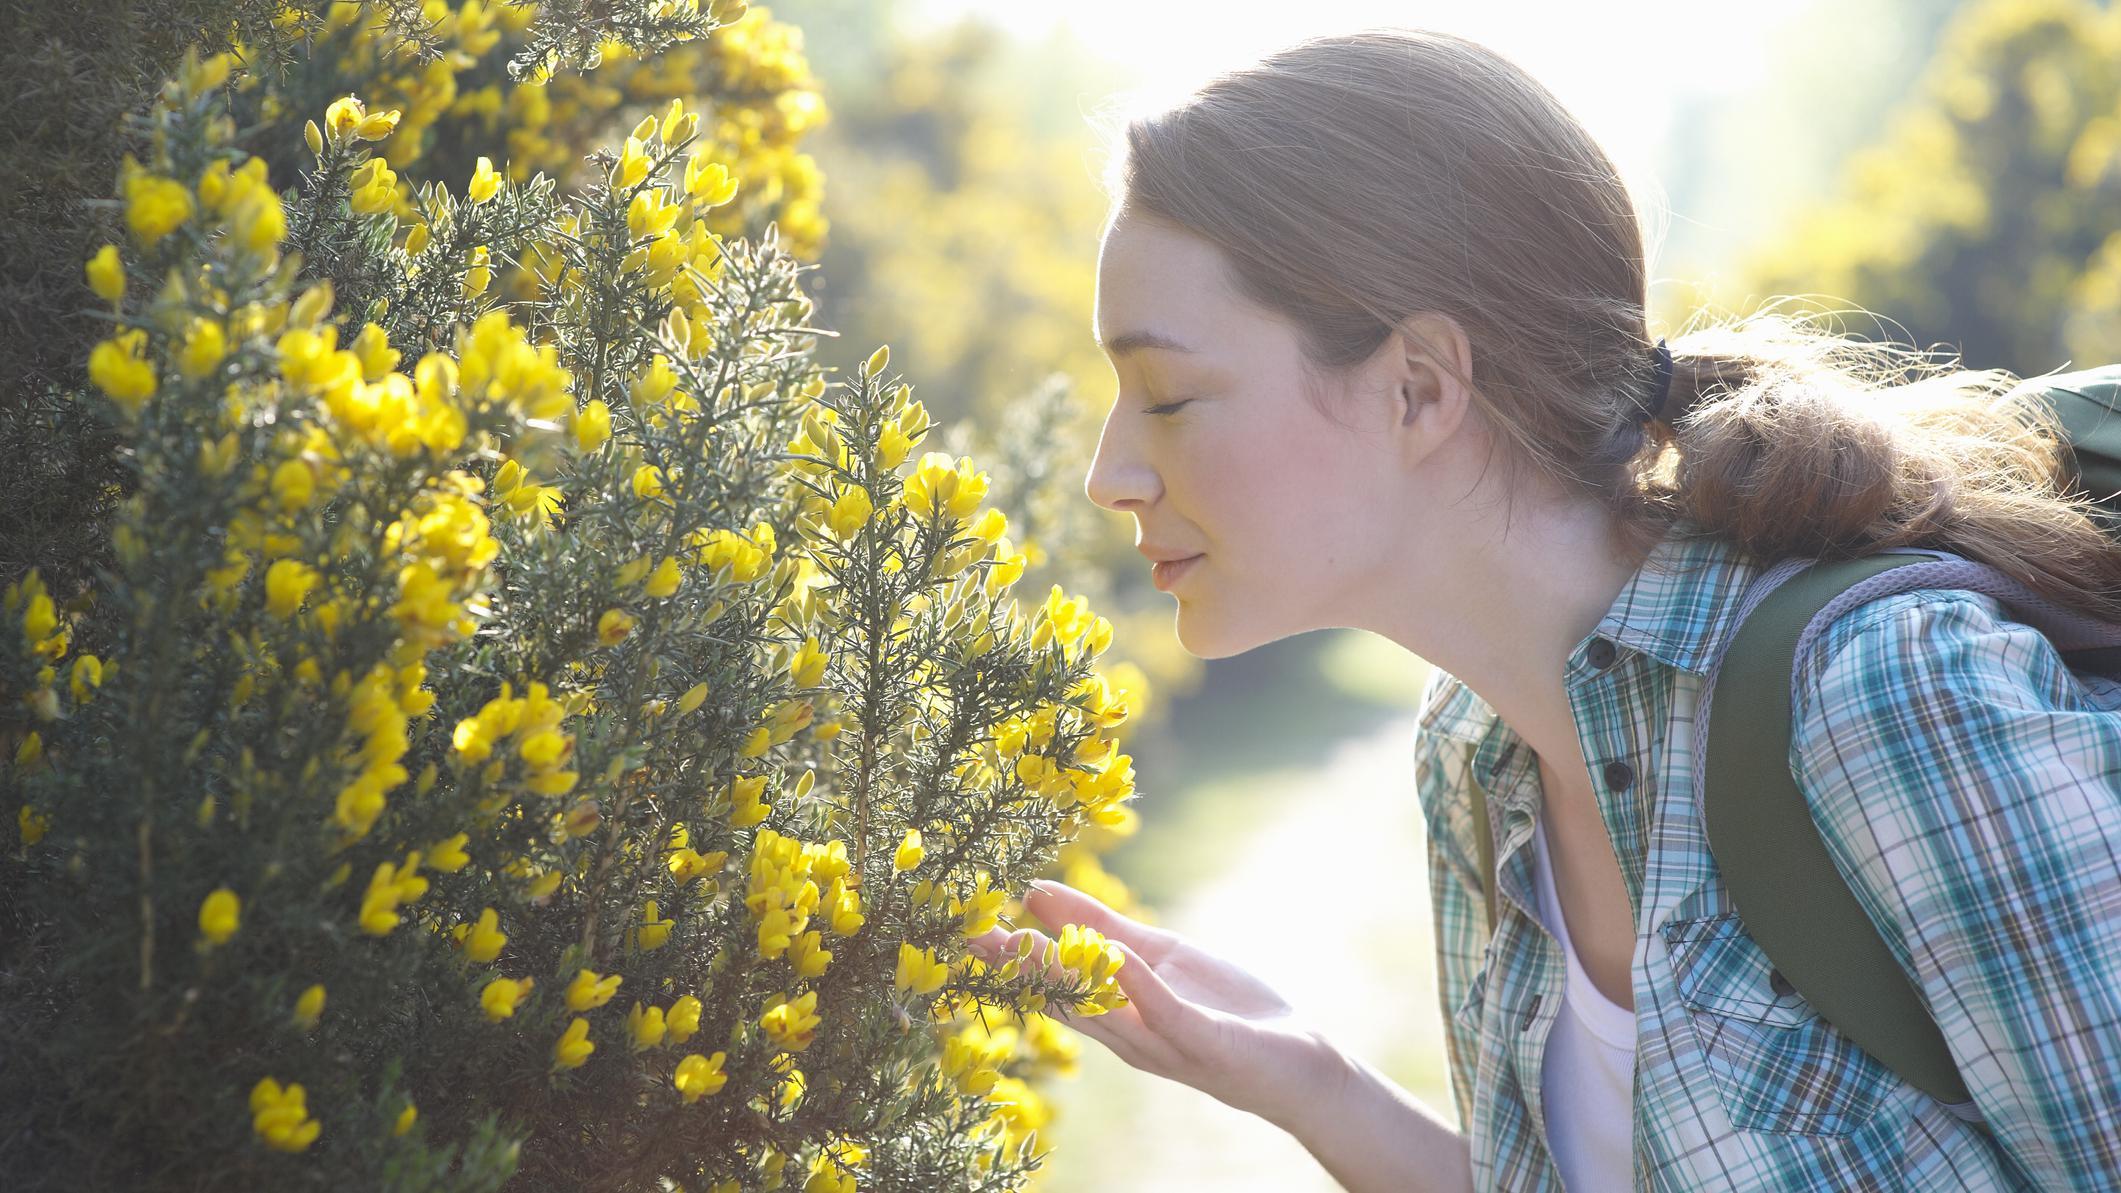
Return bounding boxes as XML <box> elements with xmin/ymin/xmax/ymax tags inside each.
<box><xmin>909</xmin><ymin>0</ymin><xmax>1813</xmax><ymax>175</ymax></box>
<box><xmin>905</xmin><ymin>0</ymin><xmax>1833</xmax><ymax>282</ymax></box>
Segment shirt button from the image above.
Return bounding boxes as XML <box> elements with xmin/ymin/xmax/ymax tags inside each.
<box><xmin>1769</xmin><ymin>968</ymin><xmax>1796</xmax><ymax>998</ymax></box>
<box><xmin>1586</xmin><ymin>638</ymin><xmax>1617</xmax><ymax>670</ymax></box>
<box><xmin>1602</xmin><ymin>760</ymin><xmax>1635</xmax><ymax>791</ymax></box>
<box><xmin>1518</xmin><ymin>994</ymin><xmax>1543</xmax><ymax>1033</ymax></box>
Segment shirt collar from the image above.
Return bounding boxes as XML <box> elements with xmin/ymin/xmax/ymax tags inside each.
<box><xmin>1416</xmin><ymin>518</ymin><xmax>1766</xmax><ymax>744</ymax></box>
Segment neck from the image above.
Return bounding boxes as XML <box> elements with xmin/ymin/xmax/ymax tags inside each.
<box><xmin>1368</xmin><ymin>496</ymin><xmax>1651</xmax><ymax>777</ymax></box>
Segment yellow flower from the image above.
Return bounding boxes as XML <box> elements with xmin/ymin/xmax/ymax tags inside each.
<box><xmin>627</xmin><ymin>189</ymin><xmax>680</xmax><ymax>241</ymax></box>
<box><xmin>270</xmin><ymin>459</ymin><xmax>314</xmax><ymax>512</ymax></box>
<box><xmin>355</xmin><ymin>109</ymin><xmax>401</xmax><ymax>140</ymax></box>
<box><xmin>596</xmin><ymin>608</ymin><xmax>636</xmax><ymax>646</ymax></box>
<box><xmin>350</xmin><ymin>322</ymin><xmax>400</xmax><ymax>381</ymax></box>
<box><xmin>759</xmin><ymin>990</ymin><xmax>821</xmax><ymax>1052</ymax></box>
<box><xmin>518</xmin><ymin>728</ymin><xmax>565</xmax><ymax>767</ymax></box>
<box><xmin>894</xmin><ymin>942</ymin><xmax>947</xmax><ymax>997</ymax></box>
<box><xmin>630</xmin><ymin>463</ymin><xmax>665</xmax><ymax>501</ymax></box>
<box><xmin>788</xmin><ymin>930</ymin><xmax>832</xmax><ymax>979</ymax></box>
<box><xmin>635</xmin><ymin>899</ymin><xmax>674</xmax><ymax>951</ymax></box>
<box><xmin>427</xmin><ymin>831</ymin><xmax>470</xmax><ymax>873</ymax></box>
<box><xmin>18</xmin><ymin>804</ymin><xmax>51</xmax><ymax>845</ymax></box>
<box><xmin>666</xmin><ymin>995</ymin><xmax>703</xmax><ymax>1044</ymax></box>
<box><xmin>789</xmin><ymin>636</ymin><xmax>828</xmax><ymax>688</ymax></box>
<box><xmin>957</xmin><ymin>871</ymin><xmax>1005</xmax><ymax>937</ymax></box>
<box><xmin>674</xmin><ymin>1052</ymin><xmax>727</xmax><ymax>1103</ymax></box>
<box><xmin>631</xmin><ymin>354</ymin><xmax>679</xmax><ymax>406</ymax></box>
<box><xmin>225</xmin><ymin>177</ymin><xmax>285</xmax><ymax>261</ymax></box>
<box><xmin>685</xmin><ymin>156</ymin><xmax>739</xmax><ymax>206</ymax></box>
<box><xmin>358</xmin><ymin>856</ymin><xmax>426</xmax><ymax>935</ymax></box>
<box><xmin>177</xmin><ymin>318</ymin><xmax>226</xmax><ymax>380</ymax></box>
<box><xmin>826</xmin><ymin>877</ymin><xmax>864</xmax><ymax>937</ymax></box>
<box><xmin>667</xmin><ymin>846</ymin><xmax>717</xmax><ymax>884</ymax></box>
<box><xmin>263</xmin><ymin>558</ymin><xmax>319</xmax><ymax>618</ymax></box>
<box><xmin>902</xmin><ymin>452</ymin><xmax>990</xmax><ymax>522</ymax></box>
<box><xmin>825</xmin><ymin>485</ymin><xmax>872</xmax><ymax>541</ymax></box>
<box><xmin>462</xmin><ymin>245</ymin><xmax>491</xmax><ymax>297</ymax></box>
<box><xmin>726</xmin><ymin>773</ymin><xmax>771</xmax><ymax>827</ymax></box>
<box><xmin>324</xmin><ymin>95</ymin><xmax>366</xmax><ymax>141</ymax></box>
<box><xmin>464</xmin><ymin>907</ymin><xmax>506</xmax><ymax>963</ymax></box>
<box><xmin>643</xmin><ymin>555</ymin><xmax>682</xmax><ymax>599</ymax></box>
<box><xmin>573</xmin><ymin>398</ymin><xmax>611</xmax><ymax>452</ymax></box>
<box><xmin>893</xmin><ymin>829</ymin><xmax>924</xmax><ymax>872</ymax></box>
<box><xmin>610</xmin><ymin>136</ymin><xmax>651</xmax><ymax>189</ymax></box>
<box><xmin>88</xmin><ymin>329</ymin><xmax>156</xmax><ymax>409</ymax></box>
<box><xmin>124</xmin><ymin>171</ymin><xmax>194</xmax><ymax>247</ymax></box>
<box><xmin>479</xmin><ymin>975</ymin><xmax>534</xmax><ymax>1021</ymax></box>
<box><xmin>393</xmin><ymin>1102</ymin><xmax>417</xmax><ymax>1136</ymax></box>
<box><xmin>249</xmin><ymin>1076</ymin><xmax>320</xmax><ymax>1152</ymax></box>
<box><xmin>552</xmin><ymin>1016</ymin><xmax>594</xmax><ymax>1070</ymax></box>
<box><xmin>292</xmin><ymin>983</ymin><xmax>326</xmax><ymax>1030</ymax></box>
<box><xmin>467</xmin><ymin>156</ymin><xmax>500</xmax><ymax>204</ymax></box>
<box><xmin>627</xmin><ymin>1000</ymin><xmax>667</xmax><ymax>1050</ymax></box>
<box><xmin>86</xmin><ymin>244</ymin><xmax>124</xmax><ymax>303</ymax></box>
<box><xmin>198</xmin><ymin>887</ymin><xmax>240</xmax><ymax>947</ymax></box>
<box><xmin>677</xmin><ymin>682</ymin><xmax>710</xmax><ymax>715</ymax></box>
<box><xmin>348</xmin><ymin>158</ymin><xmax>397</xmax><ymax>215</ymax></box>
<box><xmin>564</xmin><ymin>968</ymin><xmax>622</xmax><ymax>1012</ymax></box>
<box><xmin>876</xmin><ymin>423</ymin><xmax>912</xmax><ymax>471</ymax></box>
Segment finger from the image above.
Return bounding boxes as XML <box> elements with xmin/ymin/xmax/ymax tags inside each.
<box><xmin>1104</xmin><ymin>939</ymin><xmax>1191</xmax><ymax>1041</ymax></box>
<box><xmin>1049</xmin><ymin>995</ymin><xmax>1167</xmax><ymax>1076</ymax></box>
<box><xmin>968</xmin><ymin>926</ymin><xmax>1063</xmax><ymax>977</ymax></box>
<box><xmin>1021</xmin><ymin>880</ymin><xmax>1180</xmax><ymax>964</ymax></box>
<box><xmin>970</xmin><ymin>928</ymin><xmax>1188</xmax><ymax>1077</ymax></box>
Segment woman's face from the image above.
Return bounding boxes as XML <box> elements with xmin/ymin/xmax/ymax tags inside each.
<box><xmin>1084</xmin><ymin>210</ymin><xmax>1416</xmax><ymax>658</ymax></box>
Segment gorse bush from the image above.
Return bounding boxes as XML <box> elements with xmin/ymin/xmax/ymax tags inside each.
<box><xmin>0</xmin><ymin>0</ymin><xmax>829</xmax><ymax>600</ymax></box>
<box><xmin>1</xmin><ymin>18</ymin><xmax>1143</xmax><ymax>1191</ymax></box>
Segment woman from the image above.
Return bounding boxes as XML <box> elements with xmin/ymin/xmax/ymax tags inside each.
<box><xmin>967</xmin><ymin>26</ymin><xmax>2121</xmax><ymax>1193</ymax></box>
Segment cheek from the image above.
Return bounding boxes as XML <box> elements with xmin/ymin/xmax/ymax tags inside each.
<box><xmin>1204</xmin><ymin>414</ymin><xmax>1375</xmax><ymax>554</ymax></box>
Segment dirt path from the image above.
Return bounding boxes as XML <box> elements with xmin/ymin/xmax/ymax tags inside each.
<box><xmin>1042</xmin><ymin>709</ymin><xmax>1456</xmax><ymax>1191</ymax></box>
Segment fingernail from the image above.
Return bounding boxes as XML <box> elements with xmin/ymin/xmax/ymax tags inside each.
<box><xmin>1027</xmin><ymin>879</ymin><xmax>1059</xmax><ymax>898</ymax></box>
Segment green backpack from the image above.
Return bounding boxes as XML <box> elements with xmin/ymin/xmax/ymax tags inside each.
<box><xmin>1468</xmin><ymin>363</ymin><xmax>2121</xmax><ymax>1113</ymax></box>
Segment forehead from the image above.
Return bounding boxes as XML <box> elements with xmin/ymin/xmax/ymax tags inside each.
<box><xmin>1093</xmin><ymin>213</ymin><xmax>1241</xmax><ymax>353</ymax></box>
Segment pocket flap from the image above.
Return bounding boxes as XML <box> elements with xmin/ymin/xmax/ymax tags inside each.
<box><xmin>1660</xmin><ymin>911</ymin><xmax>1817</xmax><ymax>1029</ymax></box>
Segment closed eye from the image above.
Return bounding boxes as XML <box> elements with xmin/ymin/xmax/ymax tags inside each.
<box><xmin>1143</xmin><ymin>399</ymin><xmax>1191</xmax><ymax>417</ymax></box>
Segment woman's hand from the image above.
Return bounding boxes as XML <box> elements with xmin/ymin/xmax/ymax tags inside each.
<box><xmin>967</xmin><ymin>879</ymin><xmax>1349</xmax><ymax>1131</ymax></box>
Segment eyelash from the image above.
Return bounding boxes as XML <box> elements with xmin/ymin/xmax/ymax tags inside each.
<box><xmin>1143</xmin><ymin>400</ymin><xmax>1191</xmax><ymax>417</ymax></box>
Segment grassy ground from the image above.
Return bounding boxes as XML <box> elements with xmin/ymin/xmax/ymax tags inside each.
<box><xmin>1039</xmin><ymin>629</ymin><xmax>1456</xmax><ymax>1192</ymax></box>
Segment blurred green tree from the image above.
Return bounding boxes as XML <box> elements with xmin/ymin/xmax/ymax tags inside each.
<box><xmin>1724</xmin><ymin>0</ymin><xmax>2121</xmax><ymax>372</ymax></box>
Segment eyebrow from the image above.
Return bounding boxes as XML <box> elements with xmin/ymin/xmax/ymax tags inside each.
<box><xmin>1094</xmin><ymin>330</ymin><xmax>1198</xmax><ymax>359</ymax></box>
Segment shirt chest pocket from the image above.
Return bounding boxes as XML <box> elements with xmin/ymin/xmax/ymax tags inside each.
<box><xmin>1659</xmin><ymin>910</ymin><xmax>1898</xmax><ymax>1136</ymax></box>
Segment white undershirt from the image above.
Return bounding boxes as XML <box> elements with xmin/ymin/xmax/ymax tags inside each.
<box><xmin>1530</xmin><ymin>815</ymin><xmax>1639</xmax><ymax>1192</ymax></box>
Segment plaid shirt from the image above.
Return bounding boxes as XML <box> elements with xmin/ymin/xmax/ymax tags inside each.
<box><xmin>1415</xmin><ymin>518</ymin><xmax>2121</xmax><ymax>1190</ymax></box>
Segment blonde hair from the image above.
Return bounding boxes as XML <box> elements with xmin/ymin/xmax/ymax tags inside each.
<box><xmin>1098</xmin><ymin>27</ymin><xmax>2121</xmax><ymax>623</ymax></box>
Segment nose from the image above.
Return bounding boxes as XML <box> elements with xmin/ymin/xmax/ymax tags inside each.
<box><xmin>1083</xmin><ymin>409</ymin><xmax>1155</xmax><ymax>513</ymax></box>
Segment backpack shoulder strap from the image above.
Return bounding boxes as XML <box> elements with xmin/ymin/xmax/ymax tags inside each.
<box><xmin>1702</xmin><ymin>551</ymin><xmax>1975</xmax><ymax>1107</ymax></box>
<box><xmin>2040</xmin><ymin>364</ymin><xmax>2121</xmax><ymax>535</ymax></box>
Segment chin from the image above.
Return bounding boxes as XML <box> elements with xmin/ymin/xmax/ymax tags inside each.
<box><xmin>1171</xmin><ymin>610</ymin><xmax>1258</xmax><ymax>661</ymax></box>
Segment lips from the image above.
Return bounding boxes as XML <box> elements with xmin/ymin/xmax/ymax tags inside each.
<box><xmin>1150</xmin><ymin>553</ymin><xmax>1203</xmax><ymax>591</ymax></box>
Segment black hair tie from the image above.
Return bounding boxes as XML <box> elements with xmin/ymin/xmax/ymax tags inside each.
<box><xmin>1635</xmin><ymin>338</ymin><xmax>1673</xmax><ymax>430</ymax></box>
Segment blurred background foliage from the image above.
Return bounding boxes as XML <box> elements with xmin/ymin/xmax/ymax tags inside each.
<box><xmin>1715</xmin><ymin>0</ymin><xmax>2121</xmax><ymax>372</ymax></box>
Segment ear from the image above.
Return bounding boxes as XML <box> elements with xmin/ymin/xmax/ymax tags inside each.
<box><xmin>1387</xmin><ymin>311</ymin><xmax>1475</xmax><ymax>436</ymax></box>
